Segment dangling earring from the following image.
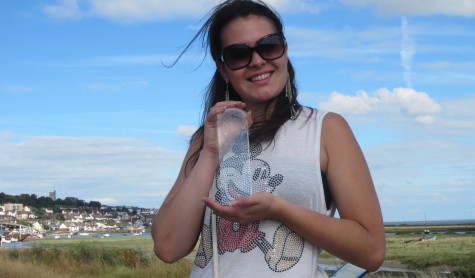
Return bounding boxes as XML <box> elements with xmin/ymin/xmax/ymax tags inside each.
<box><xmin>225</xmin><ymin>83</ymin><xmax>230</xmax><ymax>101</ymax></box>
<box><xmin>286</xmin><ymin>76</ymin><xmax>297</xmax><ymax>120</ymax></box>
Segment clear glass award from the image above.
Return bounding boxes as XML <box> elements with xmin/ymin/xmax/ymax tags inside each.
<box><xmin>215</xmin><ymin>108</ymin><xmax>253</xmax><ymax>205</ymax></box>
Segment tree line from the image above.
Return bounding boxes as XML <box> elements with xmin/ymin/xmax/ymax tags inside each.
<box><xmin>0</xmin><ymin>192</ymin><xmax>102</xmax><ymax>213</ymax></box>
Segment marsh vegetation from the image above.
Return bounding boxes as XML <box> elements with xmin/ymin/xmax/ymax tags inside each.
<box><xmin>1</xmin><ymin>226</ymin><xmax>474</xmax><ymax>277</ymax></box>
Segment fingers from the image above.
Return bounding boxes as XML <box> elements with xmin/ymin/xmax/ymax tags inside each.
<box><xmin>211</xmin><ymin>101</ymin><xmax>246</xmax><ymax>116</ymax></box>
<box><xmin>215</xmin><ymin>101</ymin><xmax>246</xmax><ymax>111</ymax></box>
<box><xmin>202</xmin><ymin>194</ymin><xmax>274</xmax><ymax>225</ymax></box>
<box><xmin>229</xmin><ymin>197</ymin><xmax>249</xmax><ymax>207</ymax></box>
<box><xmin>201</xmin><ymin>196</ymin><xmax>218</xmax><ymax>208</ymax></box>
<box><xmin>202</xmin><ymin>197</ymin><xmax>242</xmax><ymax>221</ymax></box>
<box><xmin>229</xmin><ymin>193</ymin><xmax>269</xmax><ymax>207</ymax></box>
<box><xmin>205</xmin><ymin>101</ymin><xmax>246</xmax><ymax>125</ymax></box>
<box><xmin>202</xmin><ymin>196</ymin><xmax>261</xmax><ymax>225</ymax></box>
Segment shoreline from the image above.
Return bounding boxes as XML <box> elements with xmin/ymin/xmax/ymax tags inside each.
<box><xmin>384</xmin><ymin>219</ymin><xmax>475</xmax><ymax>226</ymax></box>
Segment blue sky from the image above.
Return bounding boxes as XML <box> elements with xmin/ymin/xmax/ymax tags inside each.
<box><xmin>1</xmin><ymin>0</ymin><xmax>474</xmax><ymax>222</ymax></box>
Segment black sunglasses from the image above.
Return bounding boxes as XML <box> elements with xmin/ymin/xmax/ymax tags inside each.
<box><xmin>220</xmin><ymin>33</ymin><xmax>286</xmax><ymax>70</ymax></box>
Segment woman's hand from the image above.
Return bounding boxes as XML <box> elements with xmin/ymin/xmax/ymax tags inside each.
<box><xmin>201</xmin><ymin>101</ymin><xmax>249</xmax><ymax>159</ymax></box>
<box><xmin>202</xmin><ymin>192</ymin><xmax>277</xmax><ymax>225</ymax></box>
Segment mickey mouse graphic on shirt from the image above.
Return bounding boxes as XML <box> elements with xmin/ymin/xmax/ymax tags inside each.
<box><xmin>195</xmin><ymin>142</ymin><xmax>305</xmax><ymax>272</ymax></box>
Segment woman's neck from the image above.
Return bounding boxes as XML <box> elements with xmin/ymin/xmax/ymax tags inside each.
<box><xmin>246</xmin><ymin>99</ymin><xmax>277</xmax><ymax>123</ymax></box>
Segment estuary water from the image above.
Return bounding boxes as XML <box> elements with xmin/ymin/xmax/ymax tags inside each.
<box><xmin>384</xmin><ymin>219</ymin><xmax>475</xmax><ymax>226</ymax></box>
<box><xmin>0</xmin><ymin>231</ymin><xmax>152</xmax><ymax>249</ymax></box>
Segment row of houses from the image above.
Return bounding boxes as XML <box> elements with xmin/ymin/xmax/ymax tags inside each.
<box><xmin>0</xmin><ymin>205</ymin><xmax>44</xmax><ymax>220</ymax></box>
<box><xmin>0</xmin><ymin>203</ymin><xmax>156</xmax><ymax>232</ymax></box>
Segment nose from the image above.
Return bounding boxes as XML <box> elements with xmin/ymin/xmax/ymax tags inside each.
<box><xmin>249</xmin><ymin>49</ymin><xmax>266</xmax><ymax>67</ymax></box>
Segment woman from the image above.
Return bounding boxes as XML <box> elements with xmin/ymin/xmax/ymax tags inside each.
<box><xmin>152</xmin><ymin>0</ymin><xmax>386</xmax><ymax>277</ymax></box>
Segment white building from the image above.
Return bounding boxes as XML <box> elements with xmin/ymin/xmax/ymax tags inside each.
<box><xmin>4</xmin><ymin>203</ymin><xmax>23</xmax><ymax>212</ymax></box>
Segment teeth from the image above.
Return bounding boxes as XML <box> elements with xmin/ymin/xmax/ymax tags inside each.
<box><xmin>251</xmin><ymin>72</ymin><xmax>271</xmax><ymax>81</ymax></box>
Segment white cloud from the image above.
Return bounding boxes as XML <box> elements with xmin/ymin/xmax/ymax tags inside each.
<box><xmin>418</xmin><ymin>61</ymin><xmax>475</xmax><ymax>71</ymax></box>
<box><xmin>400</xmin><ymin>17</ymin><xmax>415</xmax><ymax>88</ymax></box>
<box><xmin>88</xmin><ymin>0</ymin><xmax>216</xmax><ymax>22</ymax></box>
<box><xmin>43</xmin><ymin>0</ymin><xmax>321</xmax><ymax>23</ymax></box>
<box><xmin>320</xmin><ymin>91</ymin><xmax>378</xmax><ymax>114</ymax></box>
<box><xmin>43</xmin><ymin>0</ymin><xmax>83</xmax><ymax>19</ymax></box>
<box><xmin>84</xmin><ymin>80</ymin><xmax>149</xmax><ymax>92</ymax></box>
<box><xmin>287</xmin><ymin>25</ymin><xmax>401</xmax><ymax>61</ymax></box>
<box><xmin>319</xmin><ymin>87</ymin><xmax>442</xmax><ymax>122</ymax></box>
<box><xmin>42</xmin><ymin>0</ymin><xmax>216</xmax><ymax>22</ymax></box>
<box><xmin>177</xmin><ymin>125</ymin><xmax>197</xmax><ymax>137</ymax></box>
<box><xmin>0</xmin><ymin>85</ymin><xmax>34</xmax><ymax>94</ymax></box>
<box><xmin>340</xmin><ymin>0</ymin><xmax>475</xmax><ymax>17</ymax></box>
<box><xmin>379</xmin><ymin>88</ymin><xmax>442</xmax><ymax>115</ymax></box>
<box><xmin>434</xmin><ymin>94</ymin><xmax>475</xmax><ymax>136</ymax></box>
<box><xmin>287</xmin><ymin>19</ymin><xmax>474</xmax><ymax>68</ymax></box>
<box><xmin>414</xmin><ymin>115</ymin><xmax>436</xmax><ymax>125</ymax></box>
<box><xmin>0</xmin><ymin>134</ymin><xmax>184</xmax><ymax>207</ymax></box>
<box><xmin>45</xmin><ymin>53</ymin><xmax>205</xmax><ymax>68</ymax></box>
<box><xmin>268</xmin><ymin>0</ymin><xmax>320</xmax><ymax>14</ymax></box>
<box><xmin>85</xmin><ymin>55</ymin><xmax>166</xmax><ymax>66</ymax></box>
<box><xmin>91</xmin><ymin>197</ymin><xmax>119</xmax><ymax>205</ymax></box>
<box><xmin>363</xmin><ymin>122</ymin><xmax>475</xmax><ymax>221</ymax></box>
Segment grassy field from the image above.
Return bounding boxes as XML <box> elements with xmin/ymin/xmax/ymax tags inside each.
<box><xmin>27</xmin><ymin>236</ymin><xmax>156</xmax><ymax>256</ymax></box>
<box><xmin>1</xmin><ymin>226</ymin><xmax>474</xmax><ymax>277</ymax></box>
<box><xmin>381</xmin><ymin>226</ymin><xmax>475</xmax><ymax>277</ymax></box>
<box><xmin>0</xmin><ymin>237</ymin><xmax>191</xmax><ymax>278</ymax></box>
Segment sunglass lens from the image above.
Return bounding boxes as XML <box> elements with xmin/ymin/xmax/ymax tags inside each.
<box><xmin>258</xmin><ymin>36</ymin><xmax>284</xmax><ymax>59</ymax></box>
<box><xmin>258</xmin><ymin>43</ymin><xmax>283</xmax><ymax>59</ymax></box>
<box><xmin>223</xmin><ymin>46</ymin><xmax>251</xmax><ymax>70</ymax></box>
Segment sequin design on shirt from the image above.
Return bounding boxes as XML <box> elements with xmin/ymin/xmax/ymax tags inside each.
<box><xmin>194</xmin><ymin>142</ymin><xmax>305</xmax><ymax>272</ymax></box>
<box><xmin>194</xmin><ymin>222</ymin><xmax>213</xmax><ymax>268</ymax></box>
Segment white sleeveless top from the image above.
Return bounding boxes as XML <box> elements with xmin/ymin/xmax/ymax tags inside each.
<box><xmin>190</xmin><ymin>107</ymin><xmax>336</xmax><ymax>278</ymax></box>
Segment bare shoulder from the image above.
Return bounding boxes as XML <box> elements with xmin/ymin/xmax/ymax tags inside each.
<box><xmin>320</xmin><ymin>112</ymin><xmax>362</xmax><ymax>170</ymax></box>
<box><xmin>321</xmin><ymin>112</ymin><xmax>354</xmax><ymax>140</ymax></box>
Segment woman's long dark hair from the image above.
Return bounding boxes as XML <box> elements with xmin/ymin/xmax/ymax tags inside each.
<box><xmin>173</xmin><ymin>0</ymin><xmax>302</xmax><ymax>169</ymax></box>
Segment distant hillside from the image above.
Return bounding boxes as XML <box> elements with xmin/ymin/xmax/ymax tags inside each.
<box><xmin>0</xmin><ymin>192</ymin><xmax>101</xmax><ymax>211</ymax></box>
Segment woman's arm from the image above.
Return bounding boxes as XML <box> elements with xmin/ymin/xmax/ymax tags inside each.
<box><xmin>152</xmin><ymin>101</ymin><xmax>247</xmax><ymax>263</ymax></box>
<box><xmin>152</xmin><ymin>142</ymin><xmax>216</xmax><ymax>263</ymax></box>
<box><xmin>317</xmin><ymin>112</ymin><xmax>386</xmax><ymax>270</ymax></box>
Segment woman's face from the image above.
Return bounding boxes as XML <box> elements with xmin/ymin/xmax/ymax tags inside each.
<box><xmin>217</xmin><ymin>15</ymin><xmax>288</xmax><ymax>108</ymax></box>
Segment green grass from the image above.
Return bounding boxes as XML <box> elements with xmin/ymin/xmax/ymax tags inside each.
<box><xmin>384</xmin><ymin>233</ymin><xmax>475</xmax><ymax>277</ymax></box>
<box><xmin>29</xmin><ymin>236</ymin><xmax>155</xmax><ymax>256</ymax></box>
<box><xmin>1</xmin><ymin>239</ymin><xmax>192</xmax><ymax>278</ymax></box>
<box><xmin>1</xmin><ymin>229</ymin><xmax>474</xmax><ymax>277</ymax></box>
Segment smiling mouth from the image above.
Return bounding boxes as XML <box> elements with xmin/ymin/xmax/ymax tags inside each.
<box><xmin>249</xmin><ymin>72</ymin><xmax>272</xmax><ymax>82</ymax></box>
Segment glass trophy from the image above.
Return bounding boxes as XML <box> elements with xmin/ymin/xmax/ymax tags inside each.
<box><xmin>215</xmin><ymin>108</ymin><xmax>253</xmax><ymax>205</ymax></box>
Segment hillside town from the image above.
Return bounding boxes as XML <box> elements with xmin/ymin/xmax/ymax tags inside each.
<box><xmin>0</xmin><ymin>191</ymin><xmax>156</xmax><ymax>239</ymax></box>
